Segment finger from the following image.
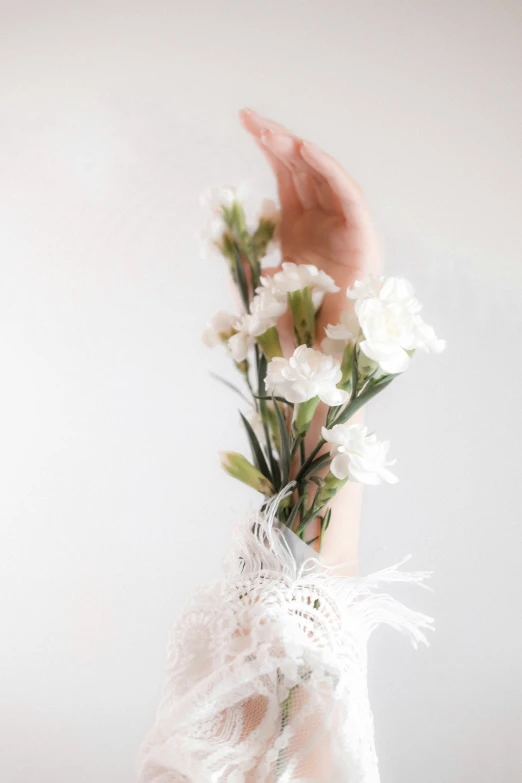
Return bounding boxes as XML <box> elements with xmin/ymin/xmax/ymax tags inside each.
<box><xmin>256</xmin><ymin>136</ymin><xmax>302</xmax><ymax>214</ymax></box>
<box><xmin>240</xmin><ymin>112</ymin><xmax>302</xmax><ymax>213</ymax></box>
<box><xmin>262</xmin><ymin>132</ymin><xmax>320</xmax><ymax>211</ymax></box>
<box><xmin>240</xmin><ymin>108</ymin><xmax>293</xmax><ymax>139</ymax></box>
<box><xmin>300</xmin><ymin>141</ymin><xmax>366</xmax><ymax>221</ymax></box>
<box><xmin>255</xmin><ymin>126</ymin><xmax>339</xmax><ymax>213</ymax></box>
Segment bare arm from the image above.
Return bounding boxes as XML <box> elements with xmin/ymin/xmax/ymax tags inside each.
<box><xmin>240</xmin><ymin>109</ymin><xmax>382</xmax><ymax>570</ymax></box>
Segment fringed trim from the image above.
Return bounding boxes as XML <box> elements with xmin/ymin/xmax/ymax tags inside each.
<box><xmin>226</xmin><ymin>483</ymin><xmax>434</xmax><ymax>648</ymax></box>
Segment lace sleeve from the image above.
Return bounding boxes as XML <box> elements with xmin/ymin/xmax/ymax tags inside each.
<box><xmin>137</xmin><ymin>493</ymin><xmax>432</xmax><ymax>783</ymax></box>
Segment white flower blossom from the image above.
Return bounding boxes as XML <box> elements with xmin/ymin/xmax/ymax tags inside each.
<box><xmin>202</xmin><ymin>311</ymin><xmax>237</xmax><ymax>347</ymax></box>
<box><xmin>346</xmin><ymin>274</ymin><xmax>385</xmax><ymax>301</ymax></box>
<box><xmin>228</xmin><ymin>329</ymin><xmax>253</xmax><ymax>363</ymax></box>
<box><xmin>356</xmin><ymin>297</ymin><xmax>418</xmax><ymax>374</ymax></box>
<box><xmin>346</xmin><ymin>275</ymin><xmax>445</xmax><ymax>374</ymax></box>
<box><xmin>228</xmin><ymin>290</ymin><xmax>287</xmax><ymax>362</ymax></box>
<box><xmin>258</xmin><ymin>198</ymin><xmax>280</xmax><ymax>226</ymax></box>
<box><xmin>413</xmin><ymin>319</ymin><xmax>446</xmax><ymax>354</ymax></box>
<box><xmin>199</xmin><ymin>214</ymin><xmax>227</xmax><ymax>259</ymax></box>
<box><xmin>321</xmin><ymin>310</ymin><xmax>360</xmax><ymax>356</ymax></box>
<box><xmin>199</xmin><ymin>184</ymin><xmax>249</xmax><ymax>259</ymax></box>
<box><xmin>200</xmin><ymin>184</ymin><xmax>249</xmax><ymax>214</ymax></box>
<box><xmin>321</xmin><ymin>422</ymin><xmax>398</xmax><ymax>485</ymax></box>
<box><xmin>265</xmin><ymin>345</ymin><xmax>349</xmax><ymax>406</ymax></box>
<box><xmin>259</xmin><ymin>262</ymin><xmax>339</xmax><ymax>310</ymax></box>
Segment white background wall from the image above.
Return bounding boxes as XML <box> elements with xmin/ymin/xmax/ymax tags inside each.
<box><xmin>1</xmin><ymin>1</ymin><xmax>521</xmax><ymax>781</ymax></box>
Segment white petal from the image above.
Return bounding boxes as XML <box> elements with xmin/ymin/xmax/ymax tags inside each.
<box><xmin>319</xmin><ymin>386</ymin><xmax>350</xmax><ymax>406</ymax></box>
<box><xmin>330</xmin><ymin>453</ymin><xmax>351</xmax><ymax>480</ymax></box>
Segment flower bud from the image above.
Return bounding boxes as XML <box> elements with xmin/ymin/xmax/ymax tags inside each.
<box><xmin>294</xmin><ymin>396</ymin><xmax>320</xmax><ymax>435</ymax></box>
<box><xmin>220</xmin><ymin>452</ymin><xmax>274</xmax><ymax>496</ymax></box>
<box><xmin>312</xmin><ymin>472</ymin><xmax>348</xmax><ymax>511</ymax></box>
<box><xmin>288</xmin><ymin>288</ymin><xmax>315</xmax><ymax>348</ymax></box>
<box><xmin>257</xmin><ymin>326</ymin><xmax>283</xmax><ymax>361</ymax></box>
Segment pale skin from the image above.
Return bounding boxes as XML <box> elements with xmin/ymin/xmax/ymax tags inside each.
<box><xmin>240</xmin><ymin>108</ymin><xmax>383</xmax><ymax>573</ymax></box>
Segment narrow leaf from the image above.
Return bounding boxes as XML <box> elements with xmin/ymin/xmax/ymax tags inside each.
<box><xmin>299</xmin><ymin>454</ymin><xmax>331</xmax><ymax>480</ymax></box>
<box><xmin>351</xmin><ymin>344</ymin><xmax>359</xmax><ymax>401</ymax></box>
<box><xmin>233</xmin><ymin>244</ymin><xmax>250</xmax><ymax>311</ymax></box>
<box><xmin>323</xmin><ymin>507</ymin><xmax>332</xmax><ymax>531</ymax></box>
<box><xmin>209</xmin><ymin>372</ymin><xmax>251</xmax><ymax>404</ymax></box>
<box><xmin>253</xmin><ymin>394</ymin><xmax>294</xmax><ymax>407</ymax></box>
<box><xmin>239</xmin><ymin>412</ymin><xmax>272</xmax><ymax>482</ymax></box>
<box><xmin>334</xmin><ymin>374</ymin><xmax>395</xmax><ymax>426</ymax></box>
<box><xmin>273</xmin><ymin>394</ymin><xmax>291</xmax><ymax>485</ymax></box>
<box><xmin>286</xmin><ymin>495</ymin><xmax>304</xmax><ymax>531</ymax></box>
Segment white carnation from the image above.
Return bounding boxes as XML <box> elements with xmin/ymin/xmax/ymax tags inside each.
<box><xmin>321</xmin><ymin>310</ymin><xmax>360</xmax><ymax>356</ymax></box>
<box><xmin>200</xmin><ymin>184</ymin><xmax>249</xmax><ymax>214</ymax></box>
<box><xmin>357</xmin><ymin>297</ymin><xmax>418</xmax><ymax>374</ymax></box>
<box><xmin>265</xmin><ymin>345</ymin><xmax>349</xmax><ymax>406</ymax></box>
<box><xmin>202</xmin><ymin>311</ymin><xmax>237</xmax><ymax>347</ymax></box>
<box><xmin>228</xmin><ymin>290</ymin><xmax>287</xmax><ymax>362</ymax></box>
<box><xmin>414</xmin><ymin>319</ymin><xmax>446</xmax><ymax>354</ymax></box>
<box><xmin>199</xmin><ymin>184</ymin><xmax>249</xmax><ymax>259</ymax></box>
<box><xmin>199</xmin><ymin>215</ymin><xmax>227</xmax><ymax>259</ymax></box>
<box><xmin>321</xmin><ymin>422</ymin><xmax>398</xmax><ymax>485</ymax></box>
<box><xmin>346</xmin><ymin>275</ymin><xmax>445</xmax><ymax>374</ymax></box>
<box><xmin>259</xmin><ymin>262</ymin><xmax>339</xmax><ymax>310</ymax></box>
<box><xmin>346</xmin><ymin>274</ymin><xmax>385</xmax><ymax>301</ymax></box>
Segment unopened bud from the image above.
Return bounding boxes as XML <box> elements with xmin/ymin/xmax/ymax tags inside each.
<box><xmin>220</xmin><ymin>452</ymin><xmax>274</xmax><ymax>496</ymax></box>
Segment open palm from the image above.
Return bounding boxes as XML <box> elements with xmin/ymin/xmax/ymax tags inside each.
<box><xmin>240</xmin><ymin>109</ymin><xmax>382</xmax><ymax>343</ymax></box>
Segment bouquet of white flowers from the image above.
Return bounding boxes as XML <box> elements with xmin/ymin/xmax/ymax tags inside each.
<box><xmin>202</xmin><ymin>186</ymin><xmax>445</xmax><ymax>546</ymax></box>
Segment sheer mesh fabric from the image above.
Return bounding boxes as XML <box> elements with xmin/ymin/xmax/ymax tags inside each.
<box><xmin>138</xmin><ymin>494</ymin><xmax>432</xmax><ymax>782</ymax></box>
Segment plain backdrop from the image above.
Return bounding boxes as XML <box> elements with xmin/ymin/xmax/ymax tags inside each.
<box><xmin>1</xmin><ymin>1</ymin><xmax>521</xmax><ymax>781</ymax></box>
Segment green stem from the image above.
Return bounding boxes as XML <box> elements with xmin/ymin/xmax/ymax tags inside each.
<box><xmin>296</xmin><ymin>438</ymin><xmax>325</xmax><ymax>481</ymax></box>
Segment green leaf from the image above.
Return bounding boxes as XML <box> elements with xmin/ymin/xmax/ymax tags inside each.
<box><xmin>256</xmin><ymin>349</ymin><xmax>267</xmax><ymax>397</ymax></box>
<box><xmin>308</xmin><ymin>475</ymin><xmax>326</xmax><ymax>488</ymax></box>
<box><xmin>351</xmin><ymin>344</ymin><xmax>359</xmax><ymax>401</ymax></box>
<box><xmin>290</xmin><ymin>432</ymin><xmax>305</xmax><ymax>460</ymax></box>
<box><xmin>295</xmin><ymin>438</ymin><xmax>326</xmax><ymax>481</ymax></box>
<box><xmin>233</xmin><ymin>244</ymin><xmax>250</xmax><ymax>311</ymax></box>
<box><xmin>209</xmin><ymin>372</ymin><xmax>251</xmax><ymax>405</ymax></box>
<box><xmin>286</xmin><ymin>495</ymin><xmax>304</xmax><ymax>530</ymax></box>
<box><xmin>325</xmin><ymin>404</ymin><xmax>341</xmax><ymax>428</ymax></box>
<box><xmin>334</xmin><ymin>374</ymin><xmax>395</xmax><ymax>426</ymax></box>
<box><xmin>253</xmin><ymin>394</ymin><xmax>294</xmax><ymax>407</ymax></box>
<box><xmin>260</xmin><ymin>407</ymin><xmax>281</xmax><ymax>490</ymax></box>
<box><xmin>298</xmin><ymin>454</ymin><xmax>331</xmax><ymax>481</ymax></box>
<box><xmin>273</xmin><ymin>394</ymin><xmax>291</xmax><ymax>485</ymax></box>
<box><xmin>322</xmin><ymin>507</ymin><xmax>332</xmax><ymax>531</ymax></box>
<box><xmin>239</xmin><ymin>412</ymin><xmax>272</xmax><ymax>482</ymax></box>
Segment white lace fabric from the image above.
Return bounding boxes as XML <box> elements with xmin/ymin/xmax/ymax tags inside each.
<box><xmin>138</xmin><ymin>493</ymin><xmax>432</xmax><ymax>782</ymax></box>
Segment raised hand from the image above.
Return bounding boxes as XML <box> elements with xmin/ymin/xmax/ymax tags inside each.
<box><xmin>240</xmin><ymin>109</ymin><xmax>382</xmax><ymax>342</ymax></box>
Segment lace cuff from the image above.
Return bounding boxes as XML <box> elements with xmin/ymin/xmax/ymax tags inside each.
<box><xmin>138</xmin><ymin>493</ymin><xmax>432</xmax><ymax>782</ymax></box>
